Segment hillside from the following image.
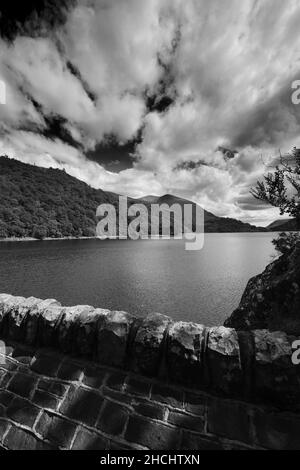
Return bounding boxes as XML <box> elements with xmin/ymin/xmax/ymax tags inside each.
<box><xmin>137</xmin><ymin>194</ymin><xmax>265</xmax><ymax>233</ymax></box>
<box><xmin>0</xmin><ymin>156</ymin><xmax>118</xmax><ymax>239</ymax></box>
<box><xmin>0</xmin><ymin>156</ymin><xmax>265</xmax><ymax>239</ymax></box>
<box><xmin>267</xmin><ymin>219</ymin><xmax>299</xmax><ymax>231</ymax></box>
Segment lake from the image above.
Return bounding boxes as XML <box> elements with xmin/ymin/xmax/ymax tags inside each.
<box><xmin>0</xmin><ymin>233</ymin><xmax>277</xmax><ymax>326</ymax></box>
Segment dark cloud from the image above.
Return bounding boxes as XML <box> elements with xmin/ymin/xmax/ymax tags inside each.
<box><xmin>236</xmin><ymin>194</ymin><xmax>271</xmax><ymax>211</ymax></box>
<box><xmin>145</xmin><ymin>25</ymin><xmax>180</xmax><ymax>115</ymax></box>
<box><xmin>230</xmin><ymin>76</ymin><xmax>300</xmax><ymax>149</ymax></box>
<box><xmin>86</xmin><ymin>136</ymin><xmax>139</xmax><ymax>173</ymax></box>
<box><xmin>174</xmin><ymin>159</ymin><xmax>210</xmax><ymax>171</ymax></box>
<box><xmin>0</xmin><ymin>0</ymin><xmax>76</xmax><ymax>41</ymax></box>
<box><xmin>174</xmin><ymin>146</ymin><xmax>238</xmax><ymax>172</ymax></box>
<box><xmin>66</xmin><ymin>61</ymin><xmax>97</xmax><ymax>103</ymax></box>
<box><xmin>146</xmin><ymin>93</ymin><xmax>174</xmax><ymax>113</ymax></box>
<box><xmin>217</xmin><ymin>146</ymin><xmax>238</xmax><ymax>161</ymax></box>
<box><xmin>16</xmin><ymin>90</ymin><xmax>81</xmax><ymax>148</ymax></box>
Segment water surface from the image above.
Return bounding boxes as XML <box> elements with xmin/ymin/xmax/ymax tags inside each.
<box><xmin>0</xmin><ymin>233</ymin><xmax>277</xmax><ymax>325</ymax></box>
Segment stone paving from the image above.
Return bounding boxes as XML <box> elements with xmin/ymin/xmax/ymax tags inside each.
<box><xmin>0</xmin><ymin>340</ymin><xmax>300</xmax><ymax>450</ymax></box>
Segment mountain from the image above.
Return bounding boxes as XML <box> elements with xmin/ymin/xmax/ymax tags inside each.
<box><xmin>137</xmin><ymin>194</ymin><xmax>265</xmax><ymax>233</ymax></box>
<box><xmin>267</xmin><ymin>219</ymin><xmax>299</xmax><ymax>231</ymax></box>
<box><xmin>0</xmin><ymin>156</ymin><xmax>265</xmax><ymax>239</ymax></box>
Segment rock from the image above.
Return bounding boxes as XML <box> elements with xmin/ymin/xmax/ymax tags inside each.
<box><xmin>8</xmin><ymin>297</ymin><xmax>42</xmax><ymax>342</ymax></box>
<box><xmin>97</xmin><ymin>310</ymin><xmax>136</xmax><ymax>368</ymax></box>
<box><xmin>167</xmin><ymin>321</ymin><xmax>206</xmax><ymax>387</ymax></box>
<box><xmin>0</xmin><ymin>295</ymin><xmax>25</xmax><ymax>337</ymax></box>
<box><xmin>75</xmin><ymin>308</ymin><xmax>109</xmax><ymax>358</ymax></box>
<box><xmin>58</xmin><ymin>306</ymin><xmax>91</xmax><ymax>353</ymax></box>
<box><xmin>39</xmin><ymin>304</ymin><xmax>64</xmax><ymax>347</ymax></box>
<box><xmin>224</xmin><ymin>242</ymin><xmax>300</xmax><ymax>335</ymax></box>
<box><xmin>253</xmin><ymin>330</ymin><xmax>300</xmax><ymax>408</ymax></box>
<box><xmin>132</xmin><ymin>313</ymin><xmax>171</xmax><ymax>377</ymax></box>
<box><xmin>24</xmin><ymin>298</ymin><xmax>61</xmax><ymax>345</ymax></box>
<box><xmin>207</xmin><ymin>326</ymin><xmax>242</xmax><ymax>397</ymax></box>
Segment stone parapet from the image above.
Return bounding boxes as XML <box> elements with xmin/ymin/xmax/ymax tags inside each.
<box><xmin>0</xmin><ymin>294</ymin><xmax>299</xmax><ymax>411</ymax></box>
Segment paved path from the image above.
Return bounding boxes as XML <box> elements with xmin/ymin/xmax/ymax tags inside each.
<box><xmin>0</xmin><ymin>339</ymin><xmax>268</xmax><ymax>450</ymax></box>
<box><xmin>1</xmin><ymin>339</ymin><xmax>300</xmax><ymax>450</ymax></box>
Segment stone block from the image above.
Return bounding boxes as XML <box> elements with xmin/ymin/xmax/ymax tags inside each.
<box><xmin>206</xmin><ymin>326</ymin><xmax>242</xmax><ymax>397</ymax></box>
<box><xmin>125</xmin><ymin>415</ymin><xmax>180</xmax><ymax>450</ymax></box>
<box><xmin>253</xmin><ymin>330</ymin><xmax>300</xmax><ymax>408</ymax></box>
<box><xmin>97</xmin><ymin>400</ymin><xmax>128</xmax><ymax>436</ymax></box>
<box><xmin>24</xmin><ymin>298</ymin><xmax>61</xmax><ymax>345</ymax></box>
<box><xmin>125</xmin><ymin>377</ymin><xmax>151</xmax><ymax>397</ymax></box>
<box><xmin>7</xmin><ymin>297</ymin><xmax>42</xmax><ymax>342</ymax></box>
<box><xmin>7</xmin><ymin>373</ymin><xmax>38</xmax><ymax>399</ymax></box>
<box><xmin>35</xmin><ymin>411</ymin><xmax>77</xmax><ymax>449</ymax></box>
<box><xmin>75</xmin><ymin>307</ymin><xmax>109</xmax><ymax>358</ymax></box>
<box><xmin>30</xmin><ymin>353</ymin><xmax>62</xmax><ymax>378</ymax></box>
<box><xmin>184</xmin><ymin>392</ymin><xmax>206</xmax><ymax>416</ymax></box>
<box><xmin>32</xmin><ymin>390</ymin><xmax>60</xmax><ymax>411</ymax></box>
<box><xmin>97</xmin><ymin>310</ymin><xmax>136</xmax><ymax>368</ymax></box>
<box><xmin>102</xmin><ymin>387</ymin><xmax>132</xmax><ymax>405</ymax></box>
<box><xmin>106</xmin><ymin>372</ymin><xmax>126</xmax><ymax>391</ymax></box>
<box><xmin>58</xmin><ymin>305</ymin><xmax>91</xmax><ymax>353</ymax></box>
<box><xmin>0</xmin><ymin>294</ymin><xmax>14</xmax><ymax>329</ymax></box>
<box><xmin>181</xmin><ymin>431</ymin><xmax>224</xmax><ymax>450</ymax></box>
<box><xmin>132</xmin><ymin>313</ymin><xmax>171</xmax><ymax>377</ymax></box>
<box><xmin>59</xmin><ymin>385</ymin><xmax>103</xmax><ymax>427</ymax></box>
<box><xmin>207</xmin><ymin>395</ymin><xmax>252</xmax><ymax>444</ymax></box>
<box><xmin>167</xmin><ymin>321</ymin><xmax>206</xmax><ymax>387</ymax></box>
<box><xmin>168</xmin><ymin>411</ymin><xmax>205</xmax><ymax>433</ymax></box>
<box><xmin>6</xmin><ymin>396</ymin><xmax>40</xmax><ymax>427</ymax></box>
<box><xmin>132</xmin><ymin>399</ymin><xmax>165</xmax><ymax>420</ymax></box>
<box><xmin>0</xmin><ymin>295</ymin><xmax>25</xmax><ymax>337</ymax></box>
<box><xmin>4</xmin><ymin>426</ymin><xmax>55</xmax><ymax>450</ymax></box>
<box><xmin>38</xmin><ymin>304</ymin><xmax>64</xmax><ymax>347</ymax></box>
<box><xmin>83</xmin><ymin>366</ymin><xmax>107</xmax><ymax>389</ymax></box>
<box><xmin>0</xmin><ymin>419</ymin><xmax>9</xmax><ymax>443</ymax></box>
<box><xmin>72</xmin><ymin>428</ymin><xmax>108</xmax><ymax>450</ymax></box>
<box><xmin>38</xmin><ymin>379</ymin><xmax>68</xmax><ymax>397</ymax></box>
<box><xmin>57</xmin><ymin>361</ymin><xmax>83</xmax><ymax>382</ymax></box>
<box><xmin>151</xmin><ymin>384</ymin><xmax>184</xmax><ymax>409</ymax></box>
<box><xmin>253</xmin><ymin>408</ymin><xmax>300</xmax><ymax>450</ymax></box>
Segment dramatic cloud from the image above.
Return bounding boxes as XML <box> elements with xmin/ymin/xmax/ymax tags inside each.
<box><xmin>1</xmin><ymin>0</ymin><xmax>300</xmax><ymax>225</ymax></box>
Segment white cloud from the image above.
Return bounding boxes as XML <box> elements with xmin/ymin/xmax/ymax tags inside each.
<box><xmin>1</xmin><ymin>0</ymin><xmax>300</xmax><ymax>225</ymax></box>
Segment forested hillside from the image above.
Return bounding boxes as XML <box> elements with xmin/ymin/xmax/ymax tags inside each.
<box><xmin>0</xmin><ymin>156</ymin><xmax>117</xmax><ymax>239</ymax></box>
<box><xmin>0</xmin><ymin>156</ymin><xmax>266</xmax><ymax>239</ymax></box>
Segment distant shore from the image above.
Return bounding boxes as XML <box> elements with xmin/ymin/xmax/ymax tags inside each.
<box><xmin>0</xmin><ymin>231</ymin><xmax>287</xmax><ymax>243</ymax></box>
<box><xmin>0</xmin><ymin>236</ymin><xmax>99</xmax><ymax>243</ymax></box>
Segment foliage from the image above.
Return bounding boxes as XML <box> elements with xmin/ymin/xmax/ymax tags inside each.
<box><xmin>251</xmin><ymin>147</ymin><xmax>300</xmax><ymax>254</ymax></box>
<box><xmin>251</xmin><ymin>148</ymin><xmax>300</xmax><ymax>226</ymax></box>
<box><xmin>0</xmin><ymin>156</ymin><xmax>117</xmax><ymax>239</ymax></box>
<box><xmin>272</xmin><ymin>232</ymin><xmax>300</xmax><ymax>255</ymax></box>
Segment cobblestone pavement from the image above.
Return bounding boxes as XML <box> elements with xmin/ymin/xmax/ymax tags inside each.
<box><xmin>0</xmin><ymin>339</ymin><xmax>299</xmax><ymax>450</ymax></box>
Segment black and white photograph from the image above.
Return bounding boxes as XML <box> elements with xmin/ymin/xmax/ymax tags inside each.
<box><xmin>0</xmin><ymin>0</ymin><xmax>299</xmax><ymax>456</ymax></box>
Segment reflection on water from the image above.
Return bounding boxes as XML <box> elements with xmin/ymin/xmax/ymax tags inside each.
<box><xmin>0</xmin><ymin>233</ymin><xmax>276</xmax><ymax>325</ymax></box>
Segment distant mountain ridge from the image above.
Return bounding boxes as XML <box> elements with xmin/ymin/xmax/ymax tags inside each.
<box><xmin>137</xmin><ymin>194</ymin><xmax>265</xmax><ymax>233</ymax></box>
<box><xmin>267</xmin><ymin>219</ymin><xmax>299</xmax><ymax>231</ymax></box>
<box><xmin>0</xmin><ymin>156</ymin><xmax>266</xmax><ymax>239</ymax></box>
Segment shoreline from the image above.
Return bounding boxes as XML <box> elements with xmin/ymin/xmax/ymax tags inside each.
<box><xmin>0</xmin><ymin>236</ymin><xmax>99</xmax><ymax>243</ymax></box>
<box><xmin>0</xmin><ymin>231</ymin><xmax>288</xmax><ymax>243</ymax></box>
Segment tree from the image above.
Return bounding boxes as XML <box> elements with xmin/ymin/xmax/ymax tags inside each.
<box><xmin>32</xmin><ymin>225</ymin><xmax>47</xmax><ymax>240</ymax></box>
<box><xmin>251</xmin><ymin>147</ymin><xmax>300</xmax><ymax>254</ymax></box>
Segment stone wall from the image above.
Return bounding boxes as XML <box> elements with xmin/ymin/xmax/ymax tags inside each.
<box><xmin>0</xmin><ymin>294</ymin><xmax>300</xmax><ymax>450</ymax></box>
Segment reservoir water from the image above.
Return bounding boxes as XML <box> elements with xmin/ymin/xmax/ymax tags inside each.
<box><xmin>0</xmin><ymin>233</ymin><xmax>277</xmax><ymax>325</ymax></box>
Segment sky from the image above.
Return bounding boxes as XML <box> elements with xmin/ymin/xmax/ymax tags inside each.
<box><xmin>1</xmin><ymin>0</ymin><xmax>300</xmax><ymax>226</ymax></box>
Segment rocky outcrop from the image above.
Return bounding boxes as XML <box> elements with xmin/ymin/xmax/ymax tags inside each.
<box><xmin>224</xmin><ymin>242</ymin><xmax>300</xmax><ymax>335</ymax></box>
